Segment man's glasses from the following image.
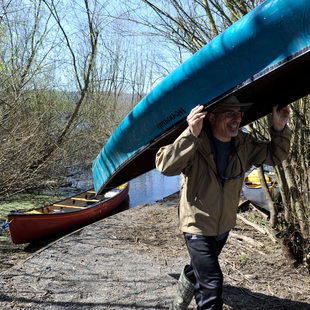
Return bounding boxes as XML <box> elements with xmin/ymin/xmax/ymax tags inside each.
<box><xmin>212</xmin><ymin>110</ymin><xmax>244</xmax><ymax>119</ymax></box>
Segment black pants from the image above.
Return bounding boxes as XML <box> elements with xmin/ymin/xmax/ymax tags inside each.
<box><xmin>184</xmin><ymin>232</ymin><xmax>229</xmax><ymax>310</ymax></box>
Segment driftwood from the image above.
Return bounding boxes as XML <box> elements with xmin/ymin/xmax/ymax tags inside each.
<box><xmin>237</xmin><ymin>214</ymin><xmax>267</xmax><ymax>235</ymax></box>
<box><xmin>230</xmin><ymin>232</ymin><xmax>264</xmax><ymax>248</ymax></box>
<box><xmin>250</xmin><ymin>203</ymin><xmax>269</xmax><ymax>220</ymax></box>
<box><xmin>237</xmin><ymin>213</ymin><xmax>278</xmax><ymax>244</ymax></box>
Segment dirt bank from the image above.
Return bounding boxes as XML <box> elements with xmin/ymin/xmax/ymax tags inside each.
<box><xmin>1</xmin><ymin>193</ymin><xmax>310</xmax><ymax>309</ymax></box>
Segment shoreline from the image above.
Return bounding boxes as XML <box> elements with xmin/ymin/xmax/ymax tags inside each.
<box><xmin>1</xmin><ymin>193</ymin><xmax>310</xmax><ymax>309</ymax></box>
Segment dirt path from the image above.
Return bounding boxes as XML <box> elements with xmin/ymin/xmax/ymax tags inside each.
<box><xmin>1</xmin><ymin>193</ymin><xmax>310</xmax><ymax>309</ymax></box>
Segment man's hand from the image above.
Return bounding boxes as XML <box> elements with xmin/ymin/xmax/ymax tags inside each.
<box><xmin>187</xmin><ymin>105</ymin><xmax>207</xmax><ymax>137</ymax></box>
<box><xmin>272</xmin><ymin>105</ymin><xmax>290</xmax><ymax>132</ymax></box>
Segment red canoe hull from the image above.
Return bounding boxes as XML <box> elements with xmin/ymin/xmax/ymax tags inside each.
<box><xmin>8</xmin><ymin>184</ymin><xmax>129</xmax><ymax>244</ymax></box>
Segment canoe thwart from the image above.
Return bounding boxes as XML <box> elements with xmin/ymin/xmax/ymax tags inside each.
<box><xmin>70</xmin><ymin>197</ymin><xmax>100</xmax><ymax>202</ymax></box>
<box><xmin>52</xmin><ymin>204</ymin><xmax>85</xmax><ymax>209</ymax></box>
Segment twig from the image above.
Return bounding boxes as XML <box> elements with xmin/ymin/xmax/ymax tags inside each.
<box><xmin>161</xmin><ymin>250</ymin><xmax>168</xmax><ymax>266</ymax></box>
<box><xmin>237</xmin><ymin>214</ymin><xmax>267</xmax><ymax>235</ymax></box>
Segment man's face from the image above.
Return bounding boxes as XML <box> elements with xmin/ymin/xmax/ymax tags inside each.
<box><xmin>208</xmin><ymin>106</ymin><xmax>243</xmax><ymax>142</ymax></box>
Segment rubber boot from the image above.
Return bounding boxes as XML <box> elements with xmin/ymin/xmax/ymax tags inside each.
<box><xmin>170</xmin><ymin>266</ymin><xmax>195</xmax><ymax>310</ymax></box>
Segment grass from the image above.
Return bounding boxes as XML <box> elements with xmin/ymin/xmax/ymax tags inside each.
<box><xmin>0</xmin><ymin>192</ymin><xmax>67</xmax><ymax>222</ymax></box>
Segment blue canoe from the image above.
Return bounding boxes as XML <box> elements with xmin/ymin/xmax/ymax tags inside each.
<box><xmin>93</xmin><ymin>0</ymin><xmax>310</xmax><ymax>194</ymax></box>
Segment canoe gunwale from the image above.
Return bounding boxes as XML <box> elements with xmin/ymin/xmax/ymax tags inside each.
<box><xmin>8</xmin><ymin>197</ymin><xmax>109</xmax><ymax>217</ymax></box>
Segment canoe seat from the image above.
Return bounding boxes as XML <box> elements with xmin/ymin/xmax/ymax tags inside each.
<box><xmin>52</xmin><ymin>204</ymin><xmax>85</xmax><ymax>209</ymax></box>
<box><xmin>25</xmin><ymin>210</ymin><xmax>42</xmax><ymax>214</ymax></box>
<box><xmin>70</xmin><ymin>197</ymin><xmax>99</xmax><ymax>202</ymax></box>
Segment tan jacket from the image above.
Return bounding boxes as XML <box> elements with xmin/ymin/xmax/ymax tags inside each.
<box><xmin>155</xmin><ymin>126</ymin><xmax>291</xmax><ymax>236</ymax></box>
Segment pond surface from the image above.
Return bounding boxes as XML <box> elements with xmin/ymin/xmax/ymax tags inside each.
<box><xmin>127</xmin><ymin>169</ymin><xmax>181</xmax><ymax>208</ymax></box>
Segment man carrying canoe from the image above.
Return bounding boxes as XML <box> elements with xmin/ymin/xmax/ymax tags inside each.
<box><xmin>155</xmin><ymin>95</ymin><xmax>291</xmax><ymax>310</ymax></box>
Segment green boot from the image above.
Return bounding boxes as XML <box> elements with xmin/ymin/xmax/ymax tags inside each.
<box><xmin>170</xmin><ymin>266</ymin><xmax>195</xmax><ymax>310</ymax></box>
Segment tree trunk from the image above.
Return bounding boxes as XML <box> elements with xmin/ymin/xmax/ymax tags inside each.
<box><xmin>257</xmin><ymin>166</ymin><xmax>278</xmax><ymax>227</ymax></box>
<box><xmin>282</xmin><ymin>159</ymin><xmax>309</xmax><ymax>239</ymax></box>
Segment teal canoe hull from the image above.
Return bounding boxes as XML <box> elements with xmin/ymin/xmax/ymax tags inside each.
<box><xmin>93</xmin><ymin>0</ymin><xmax>310</xmax><ymax>194</ymax></box>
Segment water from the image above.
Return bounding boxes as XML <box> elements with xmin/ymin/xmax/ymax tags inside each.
<box><xmin>127</xmin><ymin>169</ymin><xmax>181</xmax><ymax>208</ymax></box>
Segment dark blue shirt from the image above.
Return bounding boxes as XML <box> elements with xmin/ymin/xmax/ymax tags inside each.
<box><xmin>205</xmin><ymin>125</ymin><xmax>232</xmax><ymax>179</ymax></box>
<box><xmin>213</xmin><ymin>137</ymin><xmax>231</xmax><ymax>178</ymax></box>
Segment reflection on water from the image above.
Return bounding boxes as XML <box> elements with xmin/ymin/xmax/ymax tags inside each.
<box><xmin>127</xmin><ymin>169</ymin><xmax>181</xmax><ymax>208</ymax></box>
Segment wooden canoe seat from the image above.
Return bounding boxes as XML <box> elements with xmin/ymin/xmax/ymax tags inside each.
<box><xmin>52</xmin><ymin>204</ymin><xmax>85</xmax><ymax>209</ymax></box>
<box><xmin>25</xmin><ymin>210</ymin><xmax>42</xmax><ymax>214</ymax></box>
<box><xmin>70</xmin><ymin>197</ymin><xmax>99</xmax><ymax>202</ymax></box>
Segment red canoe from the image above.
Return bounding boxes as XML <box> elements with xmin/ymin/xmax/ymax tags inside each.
<box><xmin>8</xmin><ymin>183</ymin><xmax>129</xmax><ymax>244</ymax></box>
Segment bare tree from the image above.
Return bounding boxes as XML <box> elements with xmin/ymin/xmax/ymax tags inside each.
<box><xmin>0</xmin><ymin>0</ymin><xmax>100</xmax><ymax>195</ymax></box>
<box><xmin>276</xmin><ymin>98</ymin><xmax>310</xmax><ymax>268</ymax></box>
<box><xmin>122</xmin><ymin>0</ymin><xmax>263</xmax><ymax>55</ymax></box>
<box><xmin>37</xmin><ymin>0</ymin><xmax>98</xmax><ymax>166</ymax></box>
<box><xmin>0</xmin><ymin>0</ymin><xmax>57</xmax><ymax>196</ymax></box>
<box><xmin>0</xmin><ymin>0</ymin><xmax>156</xmax><ymax>198</ymax></box>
